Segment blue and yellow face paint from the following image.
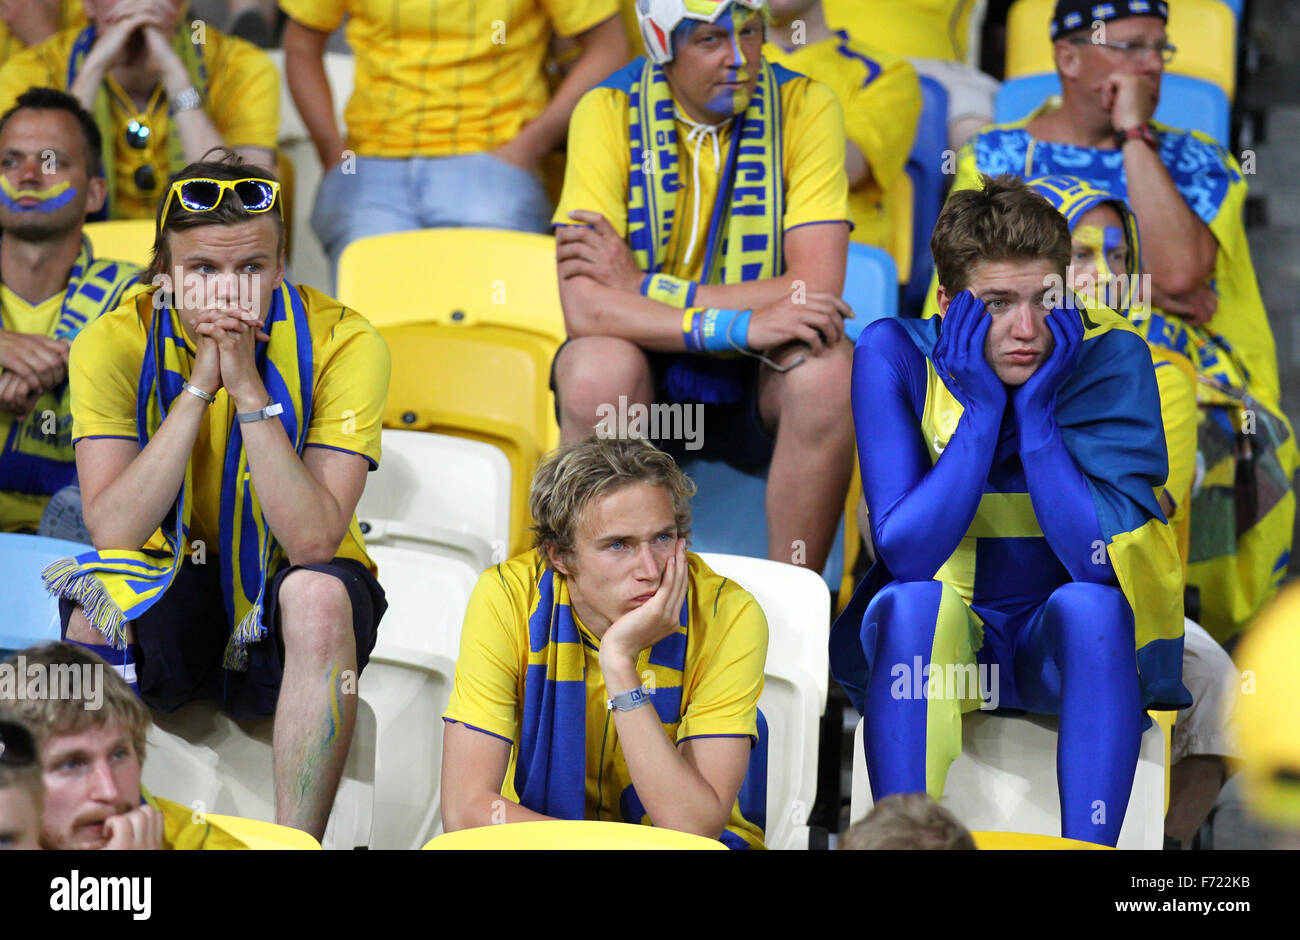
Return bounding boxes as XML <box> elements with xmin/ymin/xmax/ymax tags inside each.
<box><xmin>1071</xmin><ymin>223</ymin><xmax>1130</xmax><ymax>309</ymax></box>
<box><xmin>0</xmin><ymin>175</ymin><xmax>77</xmax><ymax>213</ymax></box>
<box><xmin>706</xmin><ymin>7</ymin><xmax>761</xmax><ymax>115</ymax></box>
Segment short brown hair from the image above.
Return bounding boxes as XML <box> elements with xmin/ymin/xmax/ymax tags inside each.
<box><xmin>0</xmin><ymin>643</ymin><xmax>150</xmax><ymax>765</ymax></box>
<box><xmin>0</xmin><ymin>710</ymin><xmax>43</xmax><ymax>810</ymax></box>
<box><xmin>530</xmin><ymin>436</ymin><xmax>695</xmax><ymax>568</ymax></box>
<box><xmin>839</xmin><ymin>793</ymin><xmax>976</xmax><ymax>850</ymax></box>
<box><xmin>147</xmin><ymin>148</ymin><xmax>285</xmax><ymax>283</ymax></box>
<box><xmin>931</xmin><ymin>174</ymin><xmax>1071</xmax><ymax>295</ymax></box>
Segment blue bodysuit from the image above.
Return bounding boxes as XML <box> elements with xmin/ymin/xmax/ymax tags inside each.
<box><xmin>834</xmin><ymin>311</ymin><xmax>1187</xmax><ymax>846</ymax></box>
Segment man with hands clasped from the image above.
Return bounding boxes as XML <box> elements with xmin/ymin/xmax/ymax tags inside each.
<box><xmin>0</xmin><ymin>0</ymin><xmax>278</xmax><ymax>219</ymax></box>
<box><xmin>831</xmin><ymin>175</ymin><xmax>1189</xmax><ymax>847</ymax></box>
<box><xmin>441</xmin><ymin>436</ymin><xmax>768</xmax><ymax>848</ymax></box>
<box><xmin>43</xmin><ymin>154</ymin><xmax>389</xmax><ymax>841</ymax></box>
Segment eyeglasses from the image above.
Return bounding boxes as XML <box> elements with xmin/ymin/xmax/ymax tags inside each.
<box><xmin>160</xmin><ymin>177</ymin><xmax>282</xmax><ymax>229</ymax></box>
<box><xmin>0</xmin><ymin>719</ymin><xmax>38</xmax><ymax>767</ymax></box>
<box><xmin>1069</xmin><ymin>36</ymin><xmax>1177</xmax><ymax>63</ymax></box>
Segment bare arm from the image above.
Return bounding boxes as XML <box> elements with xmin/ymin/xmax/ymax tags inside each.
<box><xmin>1122</xmin><ymin>138</ymin><xmax>1217</xmax><ymax>295</ymax></box>
<box><xmin>495</xmin><ymin>16</ymin><xmax>628</xmax><ymax>169</ymax></box>
<box><xmin>845</xmin><ymin>139</ymin><xmax>870</xmax><ymax>189</ymax></box>
<box><xmin>439</xmin><ymin>722</ymin><xmax>555</xmax><ymax>831</ymax></box>
<box><xmin>597</xmin><ymin>542</ymin><xmax>750</xmax><ymax>838</ymax></box>
<box><xmin>77</xmin><ymin>395</ymin><xmax>210</xmax><ymax>551</ymax></box>
<box><xmin>557</xmin><ymin>218</ymin><xmax>851</xmax><ymax>351</ymax></box>
<box><xmin>282</xmin><ymin>17</ymin><xmax>346</xmax><ymax>170</ymax></box>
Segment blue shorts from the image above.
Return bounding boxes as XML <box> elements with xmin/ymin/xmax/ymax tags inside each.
<box><xmin>60</xmin><ymin>557</ymin><xmax>386</xmax><ymax>721</ymax></box>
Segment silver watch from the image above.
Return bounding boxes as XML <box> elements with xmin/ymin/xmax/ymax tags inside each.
<box><xmin>235</xmin><ymin>401</ymin><xmax>284</xmax><ymax>424</ymax></box>
<box><xmin>607</xmin><ymin>686</ymin><xmax>653</xmax><ymax>712</ymax></box>
<box><xmin>169</xmin><ymin>86</ymin><xmax>202</xmax><ymax>116</ymax></box>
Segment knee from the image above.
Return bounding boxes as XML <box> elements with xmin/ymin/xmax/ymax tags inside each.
<box><xmin>865</xmin><ymin>580</ymin><xmax>950</xmax><ymax>655</ymax></box>
<box><xmin>770</xmin><ymin>342</ymin><xmax>852</xmax><ymax>428</ymax></box>
<box><xmin>277</xmin><ymin>570</ymin><xmax>354</xmax><ymax>662</ymax></box>
<box><xmin>554</xmin><ymin>338</ymin><xmax>651</xmax><ymax>418</ymax></box>
<box><xmin>1046</xmin><ymin>582</ymin><xmax>1134</xmax><ymax>662</ymax></box>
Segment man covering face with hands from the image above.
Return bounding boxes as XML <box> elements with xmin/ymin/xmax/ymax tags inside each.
<box><xmin>831</xmin><ymin>174</ymin><xmax>1188</xmax><ymax>847</ymax></box>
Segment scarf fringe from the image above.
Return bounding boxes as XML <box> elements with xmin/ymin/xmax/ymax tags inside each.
<box><xmin>41</xmin><ymin>558</ymin><xmax>129</xmax><ymax>649</ymax></box>
<box><xmin>221</xmin><ymin>603</ymin><xmax>266</xmax><ymax>671</ymax></box>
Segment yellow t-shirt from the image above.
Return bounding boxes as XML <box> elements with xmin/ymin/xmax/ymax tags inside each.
<box><xmin>0</xmin><ymin>26</ymin><xmax>279</xmax><ymax>219</ymax></box>
<box><xmin>66</xmin><ymin>285</ymin><xmax>389</xmax><ymax>569</ymax></box>
<box><xmin>146</xmin><ymin>792</ymin><xmax>249</xmax><ymax>850</ymax></box>
<box><xmin>764</xmin><ymin>34</ymin><xmax>921</xmax><ymax>252</ymax></box>
<box><xmin>823</xmin><ymin>0</ymin><xmax>975</xmax><ymax>62</ymax></box>
<box><xmin>0</xmin><ymin>0</ymin><xmax>85</xmax><ymax>68</ymax></box>
<box><xmin>279</xmin><ymin>0</ymin><xmax>619</xmax><ymax>157</ymax></box>
<box><xmin>0</xmin><ymin>287</ymin><xmax>65</xmax><ymax>532</ymax></box>
<box><xmin>444</xmin><ymin>550</ymin><xmax>768</xmax><ymax>847</ymax></box>
<box><xmin>553</xmin><ymin>62</ymin><xmax>850</xmax><ymax>282</ymax></box>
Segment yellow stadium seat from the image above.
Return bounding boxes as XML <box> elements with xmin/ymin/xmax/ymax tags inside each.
<box><xmin>971</xmin><ymin>830</ymin><xmax>1114</xmax><ymax>849</ymax></box>
<box><xmin>203</xmin><ymin>814</ymin><xmax>323</xmax><ymax>849</ymax></box>
<box><xmin>885</xmin><ymin>171</ymin><xmax>914</xmax><ymax>286</ymax></box>
<box><xmin>84</xmin><ymin>219</ymin><xmax>154</xmax><ymax>269</ymax></box>
<box><xmin>379</xmin><ymin>321</ymin><xmax>560</xmax><ymax>557</ymax></box>
<box><xmin>336</xmin><ymin>228</ymin><xmax>566</xmax><ymax>344</ymax></box>
<box><xmin>1005</xmin><ymin>0</ymin><xmax>1236</xmax><ymax>100</ymax></box>
<box><xmin>423</xmin><ymin>820</ymin><xmax>728</xmax><ymax>849</ymax></box>
<box><xmin>824</xmin><ymin>0</ymin><xmax>979</xmax><ymax>63</ymax></box>
<box><xmin>1150</xmin><ymin>707</ymin><xmax>1175</xmax><ymax>815</ymax></box>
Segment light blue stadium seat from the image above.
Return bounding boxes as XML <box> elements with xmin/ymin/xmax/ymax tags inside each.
<box><xmin>843</xmin><ymin>243</ymin><xmax>899</xmax><ymax>345</ymax></box>
<box><xmin>903</xmin><ymin>75</ymin><xmax>951</xmax><ymax>315</ymax></box>
<box><xmin>994</xmin><ymin>72</ymin><xmax>1231</xmax><ymax>147</ymax></box>
<box><xmin>679</xmin><ymin>458</ymin><xmax>847</xmax><ymax>593</ymax></box>
<box><xmin>0</xmin><ymin>534</ymin><xmax>86</xmax><ymax>654</ymax></box>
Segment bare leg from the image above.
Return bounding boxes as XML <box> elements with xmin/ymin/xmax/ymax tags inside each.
<box><xmin>758</xmin><ymin>342</ymin><xmax>855</xmax><ymax>571</ymax></box>
<box><xmin>552</xmin><ymin>337</ymin><xmax>654</xmax><ymax>445</ymax></box>
<box><xmin>272</xmin><ymin>569</ymin><xmax>358</xmax><ymax>840</ymax></box>
<box><xmin>1166</xmin><ymin>755</ymin><xmax>1228</xmax><ymax>845</ymax></box>
<box><xmin>65</xmin><ymin>606</ymin><xmax>136</xmax><ymax>644</ymax></box>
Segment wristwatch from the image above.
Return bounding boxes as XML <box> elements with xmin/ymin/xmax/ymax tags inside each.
<box><xmin>236</xmin><ymin>401</ymin><xmax>284</xmax><ymax>424</ymax></box>
<box><xmin>169</xmin><ymin>86</ymin><xmax>202</xmax><ymax>116</ymax></box>
<box><xmin>1114</xmin><ymin>123</ymin><xmax>1158</xmax><ymax>150</ymax></box>
<box><xmin>607</xmin><ymin>686</ymin><xmax>653</xmax><ymax>712</ymax></box>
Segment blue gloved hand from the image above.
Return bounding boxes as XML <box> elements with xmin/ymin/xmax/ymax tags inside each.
<box><xmin>1013</xmin><ymin>305</ymin><xmax>1084</xmax><ymax>452</ymax></box>
<box><xmin>933</xmin><ymin>289</ymin><xmax>1006</xmax><ymax>431</ymax></box>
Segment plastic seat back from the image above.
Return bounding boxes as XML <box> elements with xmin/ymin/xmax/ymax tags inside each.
<box><xmin>1005</xmin><ymin>0</ymin><xmax>1236</xmax><ymax>99</ymax></box>
<box><xmin>378</xmin><ymin>322</ymin><xmax>559</xmax><ymax>556</ymax></box>
<box><xmin>336</xmin><ymin>228</ymin><xmax>566</xmax><ymax>344</ymax></box>
<box><xmin>700</xmin><ymin>553</ymin><xmax>830</xmax><ymax>850</ymax></box>
<box><xmin>0</xmin><ymin>534</ymin><xmax>91</xmax><ymax>653</ymax></box>
<box><xmin>843</xmin><ymin>243</ymin><xmax>900</xmax><ymax>345</ymax></box>
<box><xmin>994</xmin><ymin>72</ymin><xmax>1231</xmax><ymax>146</ymax></box>
<box><xmin>357</xmin><ymin>429</ymin><xmax>512</xmax><ymax>567</ymax></box>
<box><xmin>902</xmin><ymin>75</ymin><xmax>951</xmax><ymax>314</ymax></box>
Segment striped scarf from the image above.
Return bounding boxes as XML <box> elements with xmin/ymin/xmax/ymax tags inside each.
<box><xmin>0</xmin><ymin>236</ymin><xmax>139</xmax><ymax>498</ymax></box>
<box><xmin>515</xmin><ymin>563</ymin><xmax>690</xmax><ymax>822</ymax></box>
<box><xmin>66</xmin><ymin>23</ymin><xmax>208</xmax><ymax>221</ymax></box>
<box><xmin>626</xmin><ymin>56</ymin><xmax>785</xmax><ymax>286</ymax></box>
<box><xmin>42</xmin><ymin>283</ymin><xmax>312</xmax><ymax>669</ymax></box>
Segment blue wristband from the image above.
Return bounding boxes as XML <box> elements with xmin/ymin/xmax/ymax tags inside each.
<box><xmin>694</xmin><ymin>308</ymin><xmax>752</xmax><ymax>353</ymax></box>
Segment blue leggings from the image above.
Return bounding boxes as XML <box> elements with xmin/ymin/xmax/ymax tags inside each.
<box><xmin>861</xmin><ymin>579</ymin><xmax>1143</xmax><ymax>845</ymax></box>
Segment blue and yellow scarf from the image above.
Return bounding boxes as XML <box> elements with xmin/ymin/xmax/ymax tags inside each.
<box><xmin>0</xmin><ymin>237</ymin><xmax>139</xmax><ymax>500</ymax></box>
<box><xmin>623</xmin><ymin>55</ymin><xmax>786</xmax><ymax>286</ymax></box>
<box><xmin>515</xmin><ymin>557</ymin><xmax>765</xmax><ymax>848</ymax></box>
<box><xmin>516</xmin><ymin>564</ymin><xmax>691</xmax><ymax>819</ymax></box>
<box><xmin>43</xmin><ymin>283</ymin><xmax>312</xmax><ymax>669</ymax></box>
